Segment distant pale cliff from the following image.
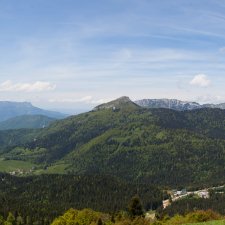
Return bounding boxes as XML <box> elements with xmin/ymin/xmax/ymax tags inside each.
<box><xmin>0</xmin><ymin>101</ymin><xmax>66</xmax><ymax>121</ymax></box>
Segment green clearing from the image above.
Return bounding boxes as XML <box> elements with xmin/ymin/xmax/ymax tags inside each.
<box><xmin>34</xmin><ymin>163</ymin><xmax>69</xmax><ymax>175</ymax></box>
<box><xmin>0</xmin><ymin>159</ymin><xmax>36</xmax><ymax>173</ymax></box>
<box><xmin>0</xmin><ymin>158</ymin><xmax>69</xmax><ymax>175</ymax></box>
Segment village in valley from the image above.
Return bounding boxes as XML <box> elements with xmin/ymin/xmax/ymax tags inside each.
<box><xmin>163</xmin><ymin>185</ymin><xmax>225</xmax><ymax>209</ymax></box>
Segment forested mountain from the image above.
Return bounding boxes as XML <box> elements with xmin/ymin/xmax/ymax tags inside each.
<box><xmin>0</xmin><ymin>115</ymin><xmax>56</xmax><ymax>130</ymax></box>
<box><xmin>135</xmin><ymin>98</ymin><xmax>225</xmax><ymax>110</ymax></box>
<box><xmin>0</xmin><ymin>172</ymin><xmax>224</xmax><ymax>225</ymax></box>
<box><xmin>0</xmin><ymin>101</ymin><xmax>66</xmax><ymax>121</ymax></box>
<box><xmin>0</xmin><ymin>97</ymin><xmax>224</xmax><ymax>187</ymax></box>
<box><xmin>0</xmin><ymin>173</ymin><xmax>162</xmax><ymax>223</ymax></box>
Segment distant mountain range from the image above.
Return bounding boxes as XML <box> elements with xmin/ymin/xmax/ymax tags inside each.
<box><xmin>135</xmin><ymin>99</ymin><xmax>225</xmax><ymax>111</ymax></box>
<box><xmin>0</xmin><ymin>101</ymin><xmax>67</xmax><ymax>122</ymax></box>
<box><xmin>0</xmin><ymin>115</ymin><xmax>56</xmax><ymax>130</ymax></box>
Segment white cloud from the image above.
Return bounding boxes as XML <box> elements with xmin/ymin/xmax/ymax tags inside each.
<box><xmin>90</xmin><ymin>98</ymin><xmax>114</xmax><ymax>104</ymax></box>
<box><xmin>190</xmin><ymin>74</ymin><xmax>211</xmax><ymax>87</ymax></box>
<box><xmin>0</xmin><ymin>80</ymin><xmax>56</xmax><ymax>92</ymax></box>
<box><xmin>49</xmin><ymin>96</ymin><xmax>93</xmax><ymax>103</ymax></box>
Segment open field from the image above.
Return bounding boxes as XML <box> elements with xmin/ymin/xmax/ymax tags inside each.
<box><xmin>34</xmin><ymin>163</ymin><xmax>69</xmax><ymax>175</ymax></box>
<box><xmin>0</xmin><ymin>158</ymin><xmax>69</xmax><ymax>175</ymax></box>
<box><xmin>0</xmin><ymin>159</ymin><xmax>36</xmax><ymax>173</ymax></box>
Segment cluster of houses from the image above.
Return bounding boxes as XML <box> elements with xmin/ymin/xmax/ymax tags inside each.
<box><xmin>9</xmin><ymin>168</ymin><xmax>34</xmax><ymax>176</ymax></box>
<box><xmin>163</xmin><ymin>188</ymin><xmax>210</xmax><ymax>209</ymax></box>
<box><xmin>172</xmin><ymin>189</ymin><xmax>209</xmax><ymax>199</ymax></box>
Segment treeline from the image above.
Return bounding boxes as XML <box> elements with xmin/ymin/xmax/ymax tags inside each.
<box><xmin>0</xmin><ymin>173</ymin><xmax>162</xmax><ymax>224</ymax></box>
<box><xmin>0</xmin><ymin>206</ymin><xmax>224</xmax><ymax>225</ymax></box>
<box><xmin>0</xmin><ymin>212</ymin><xmax>37</xmax><ymax>225</ymax></box>
<box><xmin>1</xmin><ymin>208</ymin><xmax>223</xmax><ymax>225</ymax></box>
<box><xmin>51</xmin><ymin>208</ymin><xmax>224</xmax><ymax>225</ymax></box>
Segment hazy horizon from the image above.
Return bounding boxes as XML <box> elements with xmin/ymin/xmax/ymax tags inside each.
<box><xmin>0</xmin><ymin>95</ymin><xmax>224</xmax><ymax>115</ymax></box>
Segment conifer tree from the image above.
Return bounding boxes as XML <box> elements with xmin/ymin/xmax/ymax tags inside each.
<box><xmin>128</xmin><ymin>195</ymin><xmax>144</xmax><ymax>218</ymax></box>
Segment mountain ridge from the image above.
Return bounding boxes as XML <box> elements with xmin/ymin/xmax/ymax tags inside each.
<box><xmin>135</xmin><ymin>98</ymin><xmax>225</xmax><ymax>111</ymax></box>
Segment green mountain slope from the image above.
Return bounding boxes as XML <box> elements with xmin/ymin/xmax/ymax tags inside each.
<box><xmin>0</xmin><ymin>97</ymin><xmax>224</xmax><ymax>187</ymax></box>
<box><xmin>0</xmin><ymin>115</ymin><xmax>56</xmax><ymax>130</ymax></box>
<box><xmin>0</xmin><ymin>129</ymin><xmax>39</xmax><ymax>154</ymax></box>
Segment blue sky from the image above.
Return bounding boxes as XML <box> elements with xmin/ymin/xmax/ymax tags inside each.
<box><xmin>0</xmin><ymin>0</ymin><xmax>225</xmax><ymax>113</ymax></box>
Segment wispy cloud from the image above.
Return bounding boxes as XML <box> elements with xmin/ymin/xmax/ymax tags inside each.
<box><xmin>49</xmin><ymin>96</ymin><xmax>92</xmax><ymax>103</ymax></box>
<box><xmin>113</xmin><ymin>48</ymin><xmax>208</xmax><ymax>63</ymax></box>
<box><xmin>219</xmin><ymin>47</ymin><xmax>225</xmax><ymax>53</ymax></box>
<box><xmin>49</xmin><ymin>96</ymin><xmax>113</xmax><ymax>105</ymax></box>
<box><xmin>190</xmin><ymin>74</ymin><xmax>211</xmax><ymax>87</ymax></box>
<box><xmin>0</xmin><ymin>80</ymin><xmax>56</xmax><ymax>92</ymax></box>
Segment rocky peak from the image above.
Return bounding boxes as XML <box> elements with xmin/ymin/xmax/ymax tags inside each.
<box><xmin>94</xmin><ymin>96</ymin><xmax>137</xmax><ymax>110</ymax></box>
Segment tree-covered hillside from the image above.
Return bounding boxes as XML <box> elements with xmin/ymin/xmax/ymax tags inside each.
<box><xmin>0</xmin><ymin>115</ymin><xmax>56</xmax><ymax>130</ymax></box>
<box><xmin>0</xmin><ymin>173</ymin><xmax>162</xmax><ymax>223</ymax></box>
<box><xmin>0</xmin><ymin>97</ymin><xmax>224</xmax><ymax>187</ymax></box>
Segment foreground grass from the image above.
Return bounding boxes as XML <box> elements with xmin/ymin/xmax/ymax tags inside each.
<box><xmin>184</xmin><ymin>219</ymin><xmax>225</xmax><ymax>225</ymax></box>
